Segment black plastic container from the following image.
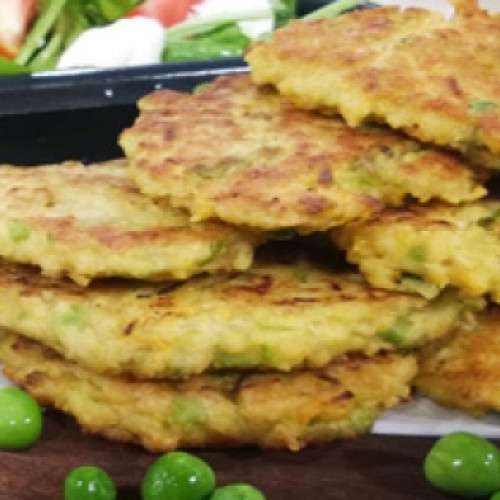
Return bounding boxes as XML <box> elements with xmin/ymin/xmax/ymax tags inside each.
<box><xmin>0</xmin><ymin>59</ymin><xmax>249</xmax><ymax>164</ymax></box>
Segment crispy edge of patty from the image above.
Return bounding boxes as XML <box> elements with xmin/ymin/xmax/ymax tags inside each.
<box><xmin>332</xmin><ymin>200</ymin><xmax>500</xmax><ymax>301</ymax></box>
<box><xmin>0</xmin><ymin>159</ymin><xmax>260</xmax><ymax>285</ymax></box>
<box><xmin>0</xmin><ymin>258</ymin><xmax>484</xmax><ymax>378</ymax></box>
<box><xmin>245</xmin><ymin>5</ymin><xmax>500</xmax><ymax>167</ymax></box>
<box><xmin>120</xmin><ymin>74</ymin><xmax>486</xmax><ymax>232</ymax></box>
<box><xmin>0</xmin><ymin>332</ymin><xmax>417</xmax><ymax>452</ymax></box>
<box><xmin>415</xmin><ymin>307</ymin><xmax>500</xmax><ymax>416</ymax></box>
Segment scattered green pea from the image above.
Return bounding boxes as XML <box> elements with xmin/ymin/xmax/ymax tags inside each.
<box><xmin>0</xmin><ymin>386</ymin><xmax>42</xmax><ymax>450</ymax></box>
<box><xmin>63</xmin><ymin>466</ymin><xmax>116</xmax><ymax>500</ymax></box>
<box><xmin>210</xmin><ymin>483</ymin><xmax>266</xmax><ymax>500</ymax></box>
<box><xmin>141</xmin><ymin>451</ymin><xmax>216</xmax><ymax>500</ymax></box>
<box><xmin>424</xmin><ymin>431</ymin><xmax>500</xmax><ymax>498</ymax></box>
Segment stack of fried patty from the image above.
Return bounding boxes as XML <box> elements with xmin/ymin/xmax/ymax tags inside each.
<box><xmin>1</xmin><ymin>0</ymin><xmax>500</xmax><ymax>451</ymax></box>
<box><xmin>246</xmin><ymin>0</ymin><xmax>500</xmax><ymax>418</ymax></box>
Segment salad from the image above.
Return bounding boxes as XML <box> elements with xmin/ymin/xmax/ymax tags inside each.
<box><xmin>0</xmin><ymin>0</ymin><xmax>366</xmax><ymax>75</ymax></box>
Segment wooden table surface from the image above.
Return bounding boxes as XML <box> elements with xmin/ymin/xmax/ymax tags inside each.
<box><xmin>0</xmin><ymin>409</ymin><xmax>457</xmax><ymax>500</ymax></box>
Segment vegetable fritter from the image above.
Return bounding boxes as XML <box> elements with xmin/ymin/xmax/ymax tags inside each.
<box><xmin>416</xmin><ymin>308</ymin><xmax>500</xmax><ymax>416</ymax></box>
<box><xmin>120</xmin><ymin>75</ymin><xmax>486</xmax><ymax>232</ymax></box>
<box><xmin>0</xmin><ymin>257</ymin><xmax>483</xmax><ymax>378</ymax></box>
<box><xmin>246</xmin><ymin>3</ymin><xmax>500</xmax><ymax>167</ymax></box>
<box><xmin>0</xmin><ymin>159</ymin><xmax>259</xmax><ymax>285</ymax></box>
<box><xmin>0</xmin><ymin>332</ymin><xmax>417</xmax><ymax>452</ymax></box>
<box><xmin>332</xmin><ymin>200</ymin><xmax>500</xmax><ymax>302</ymax></box>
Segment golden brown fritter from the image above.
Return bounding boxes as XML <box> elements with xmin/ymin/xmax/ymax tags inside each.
<box><xmin>246</xmin><ymin>3</ymin><xmax>500</xmax><ymax>167</ymax></box>
<box><xmin>332</xmin><ymin>200</ymin><xmax>500</xmax><ymax>302</ymax></box>
<box><xmin>416</xmin><ymin>307</ymin><xmax>500</xmax><ymax>416</ymax></box>
<box><xmin>0</xmin><ymin>257</ymin><xmax>483</xmax><ymax>379</ymax></box>
<box><xmin>0</xmin><ymin>159</ymin><xmax>259</xmax><ymax>285</ymax></box>
<box><xmin>0</xmin><ymin>332</ymin><xmax>417</xmax><ymax>451</ymax></box>
<box><xmin>119</xmin><ymin>75</ymin><xmax>486</xmax><ymax>233</ymax></box>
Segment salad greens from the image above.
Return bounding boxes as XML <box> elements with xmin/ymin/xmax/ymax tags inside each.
<box><xmin>0</xmin><ymin>0</ymin><xmax>367</xmax><ymax>75</ymax></box>
<box><xmin>164</xmin><ymin>23</ymin><xmax>252</xmax><ymax>62</ymax></box>
<box><xmin>273</xmin><ymin>0</ymin><xmax>297</xmax><ymax>28</ymax></box>
<box><xmin>0</xmin><ymin>59</ymin><xmax>30</xmax><ymax>76</ymax></box>
<box><xmin>87</xmin><ymin>0</ymin><xmax>142</xmax><ymax>23</ymax></box>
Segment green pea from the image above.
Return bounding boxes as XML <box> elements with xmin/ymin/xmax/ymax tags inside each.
<box><xmin>0</xmin><ymin>387</ymin><xmax>42</xmax><ymax>450</ymax></box>
<box><xmin>492</xmin><ymin>491</ymin><xmax>500</xmax><ymax>500</ymax></box>
<box><xmin>210</xmin><ymin>483</ymin><xmax>266</xmax><ymax>500</ymax></box>
<box><xmin>424</xmin><ymin>431</ymin><xmax>500</xmax><ymax>497</ymax></box>
<box><xmin>64</xmin><ymin>466</ymin><xmax>116</xmax><ymax>500</ymax></box>
<box><xmin>141</xmin><ymin>451</ymin><xmax>216</xmax><ymax>500</ymax></box>
<box><xmin>8</xmin><ymin>221</ymin><xmax>31</xmax><ymax>242</ymax></box>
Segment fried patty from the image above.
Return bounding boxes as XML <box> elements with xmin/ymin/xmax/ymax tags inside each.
<box><xmin>246</xmin><ymin>3</ymin><xmax>500</xmax><ymax>167</ymax></box>
<box><xmin>415</xmin><ymin>307</ymin><xmax>500</xmax><ymax>416</ymax></box>
<box><xmin>0</xmin><ymin>159</ymin><xmax>259</xmax><ymax>285</ymax></box>
<box><xmin>119</xmin><ymin>74</ymin><xmax>486</xmax><ymax>232</ymax></box>
<box><xmin>0</xmin><ymin>257</ymin><xmax>483</xmax><ymax>379</ymax></box>
<box><xmin>332</xmin><ymin>200</ymin><xmax>500</xmax><ymax>302</ymax></box>
<box><xmin>0</xmin><ymin>332</ymin><xmax>416</xmax><ymax>451</ymax></box>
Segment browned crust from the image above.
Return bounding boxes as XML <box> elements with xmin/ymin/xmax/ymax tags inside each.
<box><xmin>0</xmin><ymin>159</ymin><xmax>259</xmax><ymax>284</ymax></box>
<box><xmin>246</xmin><ymin>6</ymin><xmax>500</xmax><ymax>166</ymax></box>
<box><xmin>120</xmin><ymin>75</ymin><xmax>485</xmax><ymax>232</ymax></box>
<box><xmin>1</xmin><ymin>333</ymin><xmax>416</xmax><ymax>451</ymax></box>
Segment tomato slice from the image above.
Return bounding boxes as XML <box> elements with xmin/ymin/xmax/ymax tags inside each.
<box><xmin>0</xmin><ymin>0</ymin><xmax>38</xmax><ymax>59</ymax></box>
<box><xmin>127</xmin><ymin>0</ymin><xmax>202</xmax><ymax>27</ymax></box>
